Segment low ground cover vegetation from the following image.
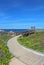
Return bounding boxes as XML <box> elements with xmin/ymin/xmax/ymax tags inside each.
<box><xmin>18</xmin><ymin>32</ymin><xmax>44</xmax><ymax>52</ymax></box>
<box><xmin>0</xmin><ymin>34</ymin><xmax>13</xmax><ymax>65</ymax></box>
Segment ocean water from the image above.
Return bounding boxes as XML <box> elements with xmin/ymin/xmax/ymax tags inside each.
<box><xmin>2</xmin><ymin>29</ymin><xmax>28</xmax><ymax>32</ymax></box>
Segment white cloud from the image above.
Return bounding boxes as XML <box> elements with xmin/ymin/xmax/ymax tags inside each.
<box><xmin>22</xmin><ymin>5</ymin><xmax>44</xmax><ymax>11</ymax></box>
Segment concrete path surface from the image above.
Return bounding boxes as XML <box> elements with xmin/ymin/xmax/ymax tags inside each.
<box><xmin>9</xmin><ymin>57</ymin><xmax>26</xmax><ymax>65</ymax></box>
<box><xmin>7</xmin><ymin>35</ymin><xmax>44</xmax><ymax>65</ymax></box>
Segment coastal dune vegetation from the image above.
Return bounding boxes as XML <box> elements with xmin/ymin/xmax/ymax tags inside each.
<box><xmin>18</xmin><ymin>31</ymin><xmax>44</xmax><ymax>52</ymax></box>
<box><xmin>0</xmin><ymin>34</ymin><xmax>13</xmax><ymax>65</ymax></box>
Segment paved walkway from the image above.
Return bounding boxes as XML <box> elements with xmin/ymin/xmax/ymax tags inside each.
<box><xmin>9</xmin><ymin>57</ymin><xmax>26</xmax><ymax>65</ymax></box>
<box><xmin>7</xmin><ymin>35</ymin><xmax>44</xmax><ymax>65</ymax></box>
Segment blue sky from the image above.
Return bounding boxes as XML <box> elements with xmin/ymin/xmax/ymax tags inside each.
<box><xmin>0</xmin><ymin>0</ymin><xmax>44</xmax><ymax>29</ymax></box>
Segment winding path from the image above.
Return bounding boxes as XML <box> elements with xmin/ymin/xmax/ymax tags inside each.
<box><xmin>7</xmin><ymin>35</ymin><xmax>44</xmax><ymax>65</ymax></box>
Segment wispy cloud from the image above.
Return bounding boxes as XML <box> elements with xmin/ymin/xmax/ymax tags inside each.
<box><xmin>22</xmin><ymin>5</ymin><xmax>44</xmax><ymax>11</ymax></box>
